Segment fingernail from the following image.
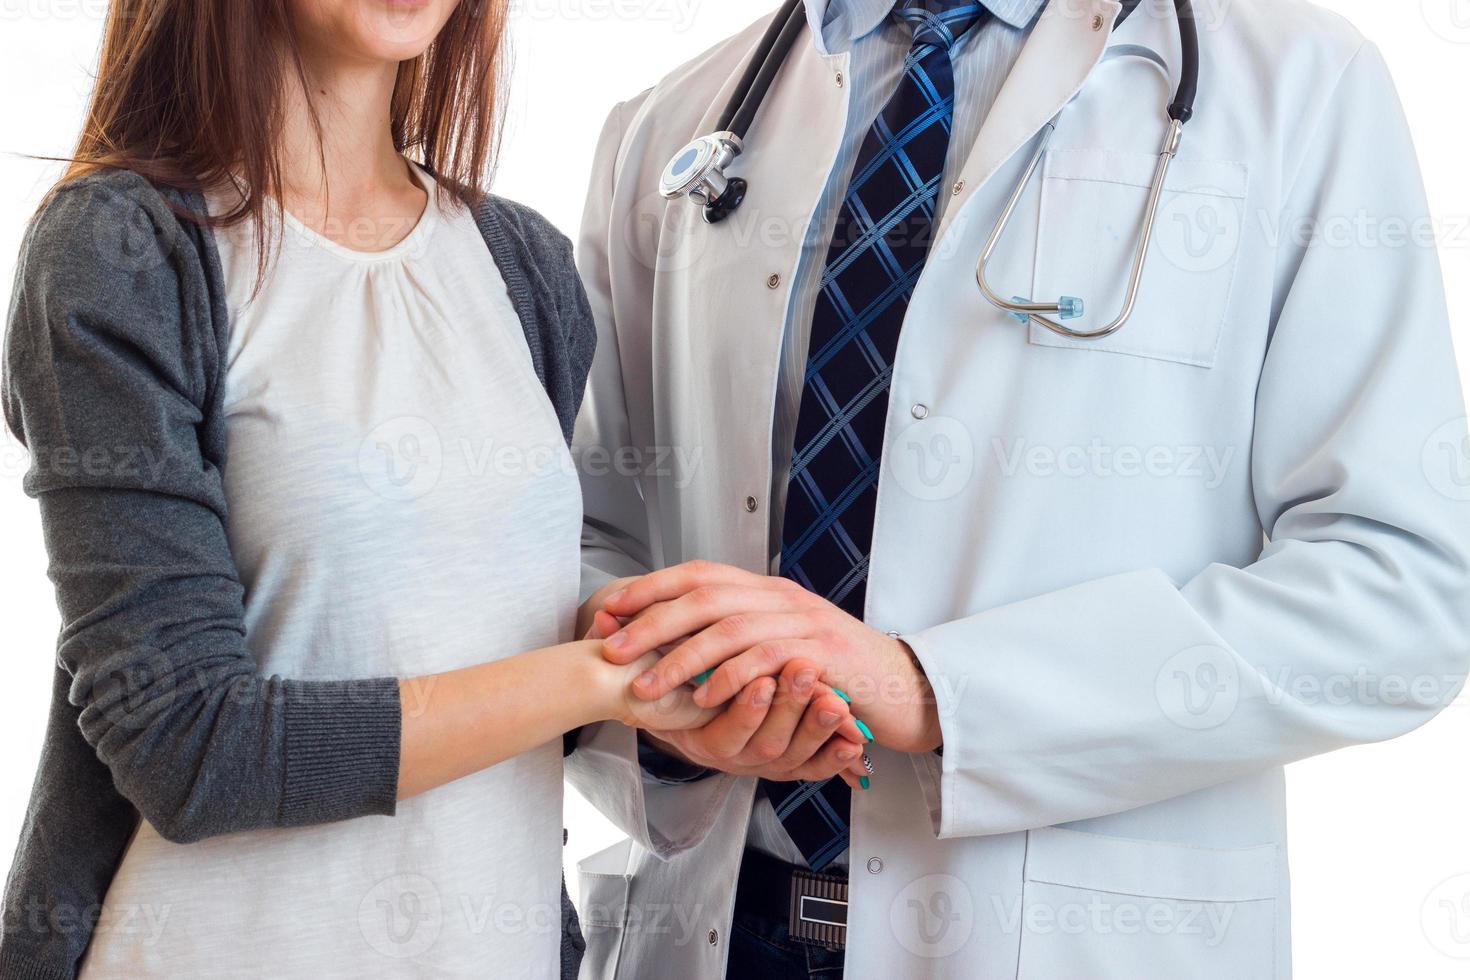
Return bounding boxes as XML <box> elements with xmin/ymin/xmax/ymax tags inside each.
<box><xmin>634</xmin><ymin>670</ymin><xmax>657</xmax><ymax>690</ymax></box>
<box><xmin>794</xmin><ymin>670</ymin><xmax>817</xmax><ymax>694</ymax></box>
<box><xmin>606</xmin><ymin>589</ymin><xmax>626</xmax><ymax>605</ymax></box>
<box><xmin>862</xmin><ymin>753</ymin><xmax>874</xmax><ymax>775</ymax></box>
<box><xmin>693</xmin><ymin>669</ymin><xmax>714</xmax><ymax>685</ymax></box>
<box><xmin>836</xmin><ymin>748</ymin><xmax>857</xmax><ymax>762</ymax></box>
<box><xmin>854</xmin><ymin>718</ymin><xmax>874</xmax><ymax>742</ymax></box>
<box><xmin>831</xmin><ymin>687</ymin><xmax>851</xmax><ymax>703</ymax></box>
<box><xmin>606</xmin><ymin>632</ymin><xmax>628</xmax><ymax>650</ymax></box>
<box><xmin>817</xmin><ymin>710</ymin><xmax>841</xmax><ymax>726</ymax></box>
<box><xmin>753</xmin><ymin>685</ymin><xmax>774</xmax><ymax>707</ymax></box>
<box><xmin>859</xmin><ymin>776</ymin><xmax>870</xmax><ymax>790</ymax></box>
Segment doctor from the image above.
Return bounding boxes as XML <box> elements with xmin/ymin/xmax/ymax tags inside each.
<box><xmin>567</xmin><ymin>0</ymin><xmax>1470</xmax><ymax>977</ymax></box>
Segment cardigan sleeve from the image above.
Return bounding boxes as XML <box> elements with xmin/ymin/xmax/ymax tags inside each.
<box><xmin>2</xmin><ymin>174</ymin><xmax>402</xmax><ymax>845</ymax></box>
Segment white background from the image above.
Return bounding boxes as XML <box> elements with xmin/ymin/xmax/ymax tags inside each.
<box><xmin>1</xmin><ymin>1</ymin><xmax>1468</xmax><ymax>976</ymax></box>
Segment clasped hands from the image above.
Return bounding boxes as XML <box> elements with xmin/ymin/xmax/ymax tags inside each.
<box><xmin>580</xmin><ymin>561</ymin><xmax>943</xmax><ymax>791</ymax></box>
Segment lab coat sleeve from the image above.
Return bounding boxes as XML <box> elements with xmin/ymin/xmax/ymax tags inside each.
<box><xmin>574</xmin><ymin>99</ymin><xmax>659</xmax><ymax>606</ymax></box>
<box><xmin>904</xmin><ymin>42</ymin><xmax>1470</xmax><ymax>839</ymax></box>
<box><xmin>566</xmin><ymin>100</ymin><xmax>744</xmax><ymax>856</ymax></box>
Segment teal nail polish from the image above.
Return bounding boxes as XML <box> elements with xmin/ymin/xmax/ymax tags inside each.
<box><xmin>854</xmin><ymin>718</ymin><xmax>874</xmax><ymax>742</ymax></box>
<box><xmin>859</xmin><ymin>776</ymin><xmax>870</xmax><ymax>790</ymax></box>
<box><xmin>831</xmin><ymin>687</ymin><xmax>851</xmax><ymax>703</ymax></box>
<box><xmin>693</xmin><ymin>669</ymin><xmax>714</xmax><ymax>685</ymax></box>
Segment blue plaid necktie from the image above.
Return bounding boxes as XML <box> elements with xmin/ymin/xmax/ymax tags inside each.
<box><xmin>767</xmin><ymin>0</ymin><xmax>988</xmax><ymax>872</ymax></box>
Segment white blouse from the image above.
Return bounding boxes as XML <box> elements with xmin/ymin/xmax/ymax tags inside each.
<box><xmin>81</xmin><ymin>165</ymin><xmax>582</xmax><ymax>979</ymax></box>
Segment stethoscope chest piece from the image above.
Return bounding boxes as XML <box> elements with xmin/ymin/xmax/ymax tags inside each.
<box><xmin>659</xmin><ymin>132</ymin><xmax>747</xmax><ymax>223</ymax></box>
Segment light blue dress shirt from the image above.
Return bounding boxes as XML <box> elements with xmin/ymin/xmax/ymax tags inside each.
<box><xmin>754</xmin><ymin>0</ymin><xmax>1046</xmax><ymax>867</ymax></box>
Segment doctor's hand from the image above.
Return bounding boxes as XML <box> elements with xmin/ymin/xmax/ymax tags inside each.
<box><xmin>597</xmin><ymin>561</ymin><xmax>943</xmax><ymax>754</ymax></box>
<box><xmin>641</xmin><ymin>658</ymin><xmax>871</xmax><ymax>791</ymax></box>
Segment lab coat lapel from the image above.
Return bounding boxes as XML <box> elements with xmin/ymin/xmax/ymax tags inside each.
<box><xmin>934</xmin><ymin>0</ymin><xmax>1121</xmax><ymax>243</ymax></box>
<box><xmin>652</xmin><ymin>36</ymin><xmax>850</xmax><ymax>571</ymax></box>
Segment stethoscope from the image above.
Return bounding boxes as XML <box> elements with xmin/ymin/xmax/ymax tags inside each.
<box><xmin>658</xmin><ymin>0</ymin><xmax>1201</xmax><ymax>341</ymax></box>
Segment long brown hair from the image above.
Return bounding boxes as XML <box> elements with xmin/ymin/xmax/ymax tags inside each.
<box><xmin>59</xmin><ymin>0</ymin><xmax>508</xmax><ymax>241</ymax></box>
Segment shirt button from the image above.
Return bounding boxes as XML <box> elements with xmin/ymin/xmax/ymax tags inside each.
<box><xmin>767</xmin><ymin>273</ymin><xmax>781</xmax><ymax>289</ymax></box>
<box><xmin>744</xmin><ymin>495</ymin><xmax>759</xmax><ymax>513</ymax></box>
<box><xmin>867</xmin><ymin>857</ymin><xmax>884</xmax><ymax>874</ymax></box>
<box><xmin>911</xmin><ymin>403</ymin><xmax>929</xmax><ymax>420</ymax></box>
<box><xmin>886</xmin><ymin>630</ymin><xmax>901</xmax><ymax>639</ymax></box>
<box><xmin>708</xmin><ymin>928</ymin><xmax>719</xmax><ymax>946</ymax></box>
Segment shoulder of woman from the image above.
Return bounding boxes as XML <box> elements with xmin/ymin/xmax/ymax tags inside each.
<box><xmin>472</xmin><ymin>193</ymin><xmax>575</xmax><ymax>268</ymax></box>
<box><xmin>16</xmin><ymin>166</ymin><xmax>213</xmax><ymax>327</ymax></box>
<box><xmin>6</xmin><ymin>169</ymin><xmax>216</xmax><ymax>439</ymax></box>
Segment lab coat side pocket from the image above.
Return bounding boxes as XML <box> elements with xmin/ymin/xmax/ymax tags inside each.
<box><xmin>575</xmin><ymin>839</ymin><xmax>634</xmax><ymax>980</ymax></box>
<box><xmin>1015</xmin><ymin>827</ymin><xmax>1280</xmax><ymax>980</ymax></box>
<box><xmin>1029</xmin><ymin>149</ymin><xmax>1249</xmax><ymax>368</ymax></box>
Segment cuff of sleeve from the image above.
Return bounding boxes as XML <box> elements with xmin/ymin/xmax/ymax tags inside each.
<box><xmin>280</xmin><ymin>677</ymin><xmax>401</xmax><ymax>826</ymax></box>
<box><xmin>901</xmin><ymin>630</ymin><xmax>964</xmax><ymax>839</ymax></box>
<box><xmin>0</xmin><ymin>949</ymin><xmax>72</xmax><ymax>980</ymax></box>
<box><xmin>637</xmin><ymin>735</ymin><xmax>717</xmax><ymax>785</ymax></box>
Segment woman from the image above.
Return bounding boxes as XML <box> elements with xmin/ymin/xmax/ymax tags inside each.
<box><xmin>0</xmin><ymin>0</ymin><xmax>868</xmax><ymax>976</ymax></box>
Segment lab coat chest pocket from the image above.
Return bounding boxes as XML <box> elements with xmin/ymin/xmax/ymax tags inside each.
<box><xmin>1029</xmin><ymin>148</ymin><xmax>1249</xmax><ymax>367</ymax></box>
<box><xmin>1016</xmin><ymin>828</ymin><xmax>1280</xmax><ymax>980</ymax></box>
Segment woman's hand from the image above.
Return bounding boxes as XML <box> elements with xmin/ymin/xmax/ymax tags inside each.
<box><xmin>644</xmin><ymin>658</ymin><xmax>872</xmax><ymax>791</ymax></box>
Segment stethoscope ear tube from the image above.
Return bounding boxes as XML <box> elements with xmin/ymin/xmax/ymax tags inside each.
<box><xmin>977</xmin><ymin>0</ymin><xmax>1200</xmax><ymax>339</ymax></box>
<box><xmin>1166</xmin><ymin>0</ymin><xmax>1199</xmax><ymax>123</ymax></box>
<box><xmin>1116</xmin><ymin>0</ymin><xmax>1199</xmax><ymax>123</ymax></box>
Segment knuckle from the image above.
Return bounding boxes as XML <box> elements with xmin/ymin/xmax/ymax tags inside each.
<box><xmin>715</xmin><ymin>614</ymin><xmax>747</xmax><ymax>638</ymax></box>
<box><xmin>688</xmin><ymin>585</ymin><xmax>720</xmax><ymax>608</ymax></box>
<box><xmin>756</xmin><ymin>640</ymin><xmax>785</xmax><ymax>666</ymax></box>
<box><xmin>750</xmin><ymin>737</ymin><xmax>785</xmax><ymax>763</ymax></box>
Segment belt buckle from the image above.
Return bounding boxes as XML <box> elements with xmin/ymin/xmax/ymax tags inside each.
<box><xmin>788</xmin><ymin>868</ymin><xmax>848</xmax><ymax>950</ymax></box>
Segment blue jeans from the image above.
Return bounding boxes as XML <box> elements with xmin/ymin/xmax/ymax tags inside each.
<box><xmin>727</xmin><ymin>891</ymin><xmax>845</xmax><ymax>979</ymax></box>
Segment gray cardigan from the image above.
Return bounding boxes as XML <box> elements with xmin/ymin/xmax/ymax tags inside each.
<box><xmin>0</xmin><ymin>169</ymin><xmax>596</xmax><ymax>980</ymax></box>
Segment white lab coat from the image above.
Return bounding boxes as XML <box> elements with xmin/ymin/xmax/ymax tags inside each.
<box><xmin>565</xmin><ymin>1</ymin><xmax>1470</xmax><ymax>977</ymax></box>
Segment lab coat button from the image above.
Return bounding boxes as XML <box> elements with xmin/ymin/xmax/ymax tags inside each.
<box><xmin>951</xmin><ymin>179</ymin><xmax>965</xmax><ymax>196</ymax></box>
<box><xmin>767</xmin><ymin>273</ymin><xmax>781</xmax><ymax>289</ymax></box>
<box><xmin>708</xmin><ymin>928</ymin><xmax>719</xmax><ymax>946</ymax></box>
<box><xmin>835</xmin><ymin>71</ymin><xmax>844</xmax><ymax>88</ymax></box>
<box><xmin>867</xmin><ymin>857</ymin><xmax>884</xmax><ymax>874</ymax></box>
<box><xmin>744</xmin><ymin>496</ymin><xmax>759</xmax><ymax>513</ymax></box>
<box><xmin>1092</xmin><ymin>14</ymin><xmax>1104</xmax><ymax>30</ymax></box>
<box><xmin>910</xmin><ymin>403</ymin><xmax>929</xmax><ymax>420</ymax></box>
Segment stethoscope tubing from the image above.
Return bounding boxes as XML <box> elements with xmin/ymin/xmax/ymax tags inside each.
<box><xmin>720</xmin><ymin>0</ymin><xmax>807</xmax><ymax>139</ymax></box>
